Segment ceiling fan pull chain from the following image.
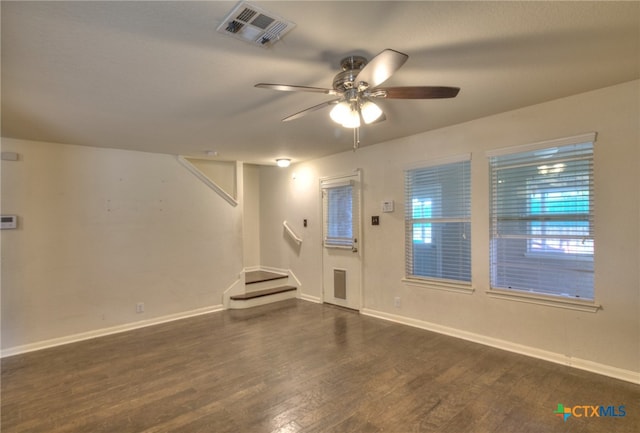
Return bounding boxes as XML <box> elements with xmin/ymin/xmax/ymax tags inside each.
<box><xmin>353</xmin><ymin>127</ymin><xmax>360</xmax><ymax>151</ymax></box>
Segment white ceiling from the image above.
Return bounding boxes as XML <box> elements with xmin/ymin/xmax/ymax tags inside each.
<box><xmin>2</xmin><ymin>1</ymin><xmax>638</xmax><ymax>165</ymax></box>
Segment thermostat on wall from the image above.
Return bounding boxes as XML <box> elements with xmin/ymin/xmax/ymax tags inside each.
<box><xmin>382</xmin><ymin>200</ymin><xmax>395</xmax><ymax>213</ymax></box>
<box><xmin>1</xmin><ymin>215</ymin><xmax>17</xmax><ymax>229</ymax></box>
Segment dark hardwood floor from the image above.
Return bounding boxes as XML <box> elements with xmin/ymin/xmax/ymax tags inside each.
<box><xmin>2</xmin><ymin>299</ymin><xmax>639</xmax><ymax>432</ymax></box>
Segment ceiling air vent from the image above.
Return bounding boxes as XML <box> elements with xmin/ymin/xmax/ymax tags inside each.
<box><xmin>216</xmin><ymin>1</ymin><xmax>296</xmax><ymax>48</ymax></box>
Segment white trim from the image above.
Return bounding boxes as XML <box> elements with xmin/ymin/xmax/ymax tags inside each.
<box><xmin>404</xmin><ymin>153</ymin><xmax>471</xmax><ymax>171</ymax></box>
<box><xmin>1</xmin><ymin>305</ymin><xmax>224</xmax><ymax>358</ymax></box>
<box><xmin>323</xmin><ymin>243</ymin><xmax>353</xmax><ymax>250</ymax></box>
<box><xmin>176</xmin><ymin>156</ymin><xmax>238</xmax><ymax>206</ymax></box>
<box><xmin>402</xmin><ymin>277</ymin><xmax>474</xmax><ymax>295</ymax></box>
<box><xmin>222</xmin><ymin>273</ymin><xmax>244</xmax><ymax>308</ymax></box>
<box><xmin>287</xmin><ymin>269</ymin><xmax>302</xmax><ymax>291</ymax></box>
<box><xmin>485</xmin><ymin>132</ymin><xmax>597</xmax><ymax>158</ymax></box>
<box><xmin>320</xmin><ymin>179</ymin><xmax>354</xmax><ymax>189</ymax></box>
<box><xmin>242</xmin><ymin>265</ymin><xmax>262</xmax><ymax>273</ymax></box>
<box><xmin>361</xmin><ymin>308</ymin><xmax>639</xmax><ymax>385</ymax></box>
<box><xmin>319</xmin><ymin>168</ymin><xmax>361</xmax><ymax>185</ymax></box>
<box><xmin>259</xmin><ymin>265</ymin><xmax>290</xmax><ymax>275</ymax></box>
<box><xmin>486</xmin><ymin>288</ymin><xmax>601</xmax><ymax>313</ymax></box>
<box><xmin>300</xmin><ymin>294</ymin><xmax>322</xmax><ymax>304</ymax></box>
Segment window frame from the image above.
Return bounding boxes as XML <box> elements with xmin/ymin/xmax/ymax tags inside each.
<box><xmin>321</xmin><ymin>174</ymin><xmax>360</xmax><ymax>250</ymax></box>
<box><xmin>402</xmin><ymin>154</ymin><xmax>473</xmax><ymax>294</ymax></box>
<box><xmin>486</xmin><ymin>133</ymin><xmax>600</xmax><ymax>312</ymax></box>
<box><xmin>323</xmin><ymin>182</ymin><xmax>354</xmax><ymax>248</ymax></box>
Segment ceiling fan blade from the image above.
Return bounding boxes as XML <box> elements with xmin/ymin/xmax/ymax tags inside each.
<box><xmin>378</xmin><ymin>86</ymin><xmax>460</xmax><ymax>99</ymax></box>
<box><xmin>282</xmin><ymin>98</ymin><xmax>342</xmax><ymax>122</ymax></box>
<box><xmin>255</xmin><ymin>83</ymin><xmax>338</xmax><ymax>95</ymax></box>
<box><xmin>354</xmin><ymin>49</ymin><xmax>409</xmax><ymax>89</ymax></box>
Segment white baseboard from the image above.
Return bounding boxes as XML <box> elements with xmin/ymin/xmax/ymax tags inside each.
<box><xmin>361</xmin><ymin>308</ymin><xmax>640</xmax><ymax>385</ymax></box>
<box><xmin>287</xmin><ymin>269</ymin><xmax>302</xmax><ymax>290</ymax></box>
<box><xmin>259</xmin><ymin>265</ymin><xmax>290</xmax><ymax>275</ymax></box>
<box><xmin>1</xmin><ymin>305</ymin><xmax>224</xmax><ymax>358</ymax></box>
<box><xmin>300</xmin><ymin>293</ymin><xmax>322</xmax><ymax>304</ymax></box>
<box><xmin>242</xmin><ymin>265</ymin><xmax>262</xmax><ymax>273</ymax></box>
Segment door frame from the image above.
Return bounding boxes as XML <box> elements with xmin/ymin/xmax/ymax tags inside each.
<box><xmin>319</xmin><ymin>169</ymin><xmax>363</xmax><ymax>310</ymax></box>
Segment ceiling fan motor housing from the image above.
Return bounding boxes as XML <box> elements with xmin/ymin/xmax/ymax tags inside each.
<box><xmin>332</xmin><ymin>56</ymin><xmax>368</xmax><ymax>92</ymax></box>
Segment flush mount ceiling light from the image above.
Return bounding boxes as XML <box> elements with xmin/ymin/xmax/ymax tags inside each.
<box><xmin>276</xmin><ymin>158</ymin><xmax>291</xmax><ymax>167</ymax></box>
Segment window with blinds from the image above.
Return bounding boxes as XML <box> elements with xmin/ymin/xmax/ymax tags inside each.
<box><xmin>404</xmin><ymin>158</ymin><xmax>471</xmax><ymax>282</ymax></box>
<box><xmin>488</xmin><ymin>136</ymin><xmax>594</xmax><ymax>300</ymax></box>
<box><xmin>322</xmin><ymin>180</ymin><xmax>357</xmax><ymax>248</ymax></box>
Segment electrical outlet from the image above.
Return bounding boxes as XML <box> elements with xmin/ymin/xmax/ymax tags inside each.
<box><xmin>394</xmin><ymin>297</ymin><xmax>401</xmax><ymax>308</ymax></box>
<box><xmin>136</xmin><ymin>302</ymin><xmax>145</xmax><ymax>313</ymax></box>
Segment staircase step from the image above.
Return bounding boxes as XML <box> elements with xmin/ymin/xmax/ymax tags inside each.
<box><xmin>230</xmin><ymin>285</ymin><xmax>297</xmax><ymax>301</ymax></box>
<box><xmin>245</xmin><ymin>270</ymin><xmax>288</xmax><ymax>285</ymax></box>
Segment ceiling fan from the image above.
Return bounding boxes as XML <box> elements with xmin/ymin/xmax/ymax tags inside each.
<box><xmin>255</xmin><ymin>49</ymin><xmax>460</xmax><ymax>148</ymax></box>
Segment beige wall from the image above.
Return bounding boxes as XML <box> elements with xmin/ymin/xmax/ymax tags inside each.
<box><xmin>259</xmin><ymin>166</ymin><xmax>290</xmax><ymax>269</ymax></box>
<box><xmin>242</xmin><ymin>163</ymin><xmax>261</xmax><ymax>268</ymax></box>
<box><xmin>186</xmin><ymin>158</ymin><xmax>236</xmax><ymax>199</ymax></box>
<box><xmin>0</xmin><ymin>139</ymin><xmax>243</xmax><ymax>350</ymax></box>
<box><xmin>275</xmin><ymin>80</ymin><xmax>640</xmax><ymax>378</ymax></box>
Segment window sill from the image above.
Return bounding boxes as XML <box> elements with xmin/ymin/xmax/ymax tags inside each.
<box><xmin>324</xmin><ymin>243</ymin><xmax>354</xmax><ymax>250</ymax></box>
<box><xmin>486</xmin><ymin>288</ymin><xmax>601</xmax><ymax>313</ymax></box>
<box><xmin>402</xmin><ymin>277</ymin><xmax>474</xmax><ymax>295</ymax></box>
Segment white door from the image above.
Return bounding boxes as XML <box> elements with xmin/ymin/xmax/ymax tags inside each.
<box><xmin>321</xmin><ymin>170</ymin><xmax>362</xmax><ymax>310</ymax></box>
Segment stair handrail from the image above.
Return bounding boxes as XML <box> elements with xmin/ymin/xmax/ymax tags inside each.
<box><xmin>283</xmin><ymin>220</ymin><xmax>302</xmax><ymax>245</ymax></box>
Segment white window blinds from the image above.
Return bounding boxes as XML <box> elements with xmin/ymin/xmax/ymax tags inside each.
<box><xmin>489</xmin><ymin>136</ymin><xmax>595</xmax><ymax>300</ymax></box>
<box><xmin>404</xmin><ymin>158</ymin><xmax>471</xmax><ymax>282</ymax></box>
<box><xmin>322</xmin><ymin>180</ymin><xmax>358</xmax><ymax>248</ymax></box>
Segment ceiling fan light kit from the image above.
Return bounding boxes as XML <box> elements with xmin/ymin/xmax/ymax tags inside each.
<box><xmin>343</xmin><ymin>107</ymin><xmax>361</xmax><ymax>129</ymax></box>
<box><xmin>360</xmin><ymin>100</ymin><xmax>383</xmax><ymax>124</ymax></box>
<box><xmin>329</xmin><ymin>101</ymin><xmax>351</xmax><ymax>125</ymax></box>
<box><xmin>256</xmin><ymin>48</ymin><xmax>460</xmax><ymax>147</ymax></box>
<box><xmin>328</xmin><ymin>99</ymin><xmax>382</xmax><ymax>128</ymax></box>
<box><xmin>330</xmin><ymin>101</ymin><xmax>362</xmax><ymax>128</ymax></box>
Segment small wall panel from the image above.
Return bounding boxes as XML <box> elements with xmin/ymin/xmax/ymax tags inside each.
<box><xmin>334</xmin><ymin>269</ymin><xmax>346</xmax><ymax>299</ymax></box>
